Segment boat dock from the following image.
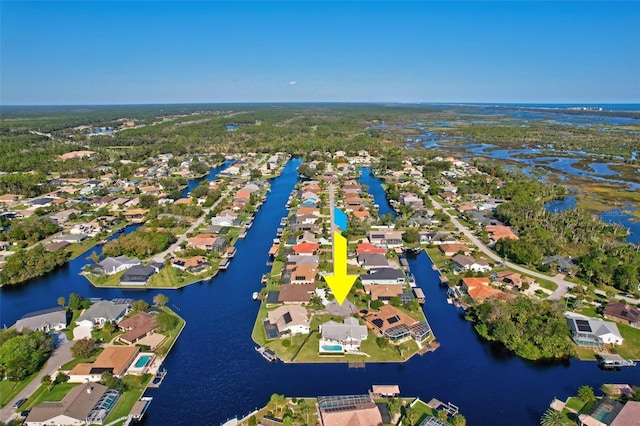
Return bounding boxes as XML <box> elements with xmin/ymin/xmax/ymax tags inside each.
<box><xmin>255</xmin><ymin>346</ymin><xmax>279</xmax><ymax>363</ymax></box>
<box><xmin>148</xmin><ymin>369</ymin><xmax>167</xmax><ymax>388</ymax></box>
<box><xmin>598</xmin><ymin>354</ymin><xmax>636</xmax><ymax>369</ymax></box>
<box><xmin>219</xmin><ymin>258</ymin><xmax>230</xmax><ymax>270</ymax></box>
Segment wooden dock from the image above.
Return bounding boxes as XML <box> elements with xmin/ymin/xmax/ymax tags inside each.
<box><xmin>348</xmin><ymin>361</ymin><xmax>366</xmax><ymax>368</ymax></box>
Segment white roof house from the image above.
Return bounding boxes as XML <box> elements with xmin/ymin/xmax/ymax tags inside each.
<box><xmin>95</xmin><ymin>255</ymin><xmax>141</xmax><ymax>275</ymax></box>
<box><xmin>76</xmin><ymin>299</ymin><xmax>130</xmax><ymax>329</ymax></box>
<box><xmin>14</xmin><ymin>307</ymin><xmax>68</xmax><ymax>333</ymax></box>
<box><xmin>320</xmin><ymin>317</ymin><xmax>368</xmax><ymax>352</ymax></box>
<box><xmin>566</xmin><ymin>312</ymin><xmax>624</xmax><ymax>346</ymax></box>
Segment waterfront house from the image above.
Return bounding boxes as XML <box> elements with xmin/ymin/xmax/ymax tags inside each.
<box><xmin>52</xmin><ymin>234</ymin><xmax>87</xmax><ymax>244</ymax></box>
<box><xmin>364</xmin><ymin>284</ymin><xmax>404</xmax><ymax>302</ymax></box>
<box><xmin>118</xmin><ymin>312</ymin><xmax>157</xmax><ymax>345</ymax></box>
<box><xmin>76</xmin><ymin>299</ymin><xmax>131</xmax><ymax>329</ymax></box>
<box><xmin>604</xmin><ymin>302</ymin><xmax>640</xmax><ymax>329</ymax></box>
<box><xmin>68</xmin><ymin>346</ymin><xmax>139</xmax><ymax>382</ymax></box>
<box><xmin>565</xmin><ymin>312</ymin><xmax>624</xmax><ymax>348</ymax></box>
<box><xmin>362</xmin><ymin>304</ymin><xmax>431</xmax><ymax>344</ymax></box>
<box><xmin>14</xmin><ymin>307</ymin><xmax>68</xmax><ymax>333</ymax></box>
<box><xmin>318</xmin><ymin>394</ymin><xmax>383</xmax><ymax>426</ymax></box>
<box><xmin>287</xmin><ymin>264</ymin><xmax>318</xmax><ymax>285</ymax></box>
<box><xmin>420</xmin><ymin>231</ymin><xmax>457</xmax><ymax>245</ymax></box>
<box><xmin>25</xmin><ymin>382</ymin><xmax>117</xmax><ymax>426</ymax></box>
<box><xmin>120</xmin><ymin>264</ymin><xmax>162</xmax><ymax>285</ymax></box>
<box><xmin>172</xmin><ymin>255</ymin><xmax>210</xmax><ymax>273</ymax></box>
<box><xmin>93</xmin><ymin>255</ymin><xmax>141</xmax><ymax>275</ymax></box>
<box><xmin>277</xmin><ymin>284</ymin><xmax>315</xmax><ymax>304</ymax></box>
<box><xmin>45</xmin><ymin>241</ymin><xmax>70</xmax><ymax>252</ymax></box>
<box><xmin>266</xmin><ymin>305</ymin><xmax>310</xmax><ymax>336</ymax></box>
<box><xmin>123</xmin><ymin>208</ymin><xmax>148</xmax><ymax>222</ymax></box>
<box><xmin>360</xmin><ymin>268</ymin><xmax>405</xmax><ymax>285</ymax></box>
<box><xmin>0</xmin><ymin>193</ymin><xmax>20</xmax><ymax>207</ymax></box>
<box><xmin>460</xmin><ymin>277</ymin><xmax>506</xmax><ymax>304</ymax></box>
<box><xmin>319</xmin><ymin>317</ymin><xmax>368</xmax><ymax>353</ymax></box>
<box><xmin>357</xmin><ymin>253</ymin><xmax>390</xmax><ymax>270</ymax></box>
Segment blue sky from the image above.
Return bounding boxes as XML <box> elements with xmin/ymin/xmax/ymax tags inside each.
<box><xmin>1</xmin><ymin>1</ymin><xmax>639</xmax><ymax>105</ymax></box>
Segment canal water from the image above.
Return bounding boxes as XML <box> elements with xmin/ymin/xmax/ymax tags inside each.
<box><xmin>1</xmin><ymin>160</ymin><xmax>638</xmax><ymax>425</ymax></box>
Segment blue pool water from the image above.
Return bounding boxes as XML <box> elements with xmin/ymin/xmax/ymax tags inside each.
<box><xmin>135</xmin><ymin>355</ymin><xmax>152</xmax><ymax>368</ymax></box>
<box><xmin>321</xmin><ymin>345</ymin><xmax>343</xmax><ymax>352</ymax></box>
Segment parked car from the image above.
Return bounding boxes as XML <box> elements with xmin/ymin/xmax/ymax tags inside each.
<box><xmin>12</xmin><ymin>398</ymin><xmax>27</xmax><ymax>409</ymax></box>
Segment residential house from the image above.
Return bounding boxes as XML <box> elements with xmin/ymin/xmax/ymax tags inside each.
<box><xmin>46</xmin><ymin>241</ymin><xmax>70</xmax><ymax>252</ymax></box>
<box><xmin>364</xmin><ymin>285</ymin><xmax>404</xmax><ymax>302</ymax></box>
<box><xmin>485</xmin><ymin>225</ymin><xmax>519</xmax><ymax>242</ymax></box>
<box><xmin>120</xmin><ymin>264</ymin><xmax>162</xmax><ymax>285</ymax></box>
<box><xmin>566</xmin><ymin>312</ymin><xmax>624</xmax><ymax>347</ymax></box>
<box><xmin>288</xmin><ymin>264</ymin><xmax>318</xmax><ymax>285</ymax></box>
<box><xmin>0</xmin><ymin>194</ymin><xmax>20</xmax><ymax>207</ymax></box>
<box><xmin>360</xmin><ymin>268</ymin><xmax>405</xmax><ymax>285</ymax></box>
<box><xmin>362</xmin><ymin>304</ymin><xmax>431</xmax><ymax>343</ymax></box>
<box><xmin>493</xmin><ymin>270</ymin><xmax>534</xmax><ymax>289</ymax></box>
<box><xmin>93</xmin><ymin>255</ymin><xmax>141</xmax><ymax>275</ymax></box>
<box><xmin>460</xmin><ymin>277</ymin><xmax>506</xmax><ymax>304</ymax></box>
<box><xmin>319</xmin><ymin>317</ymin><xmax>368</xmax><ymax>353</ymax></box>
<box><xmin>14</xmin><ymin>307</ymin><xmax>68</xmax><ymax>333</ymax></box>
<box><xmin>123</xmin><ymin>209</ymin><xmax>148</xmax><ymax>222</ymax></box>
<box><xmin>266</xmin><ymin>305</ymin><xmax>310</xmax><ymax>336</ymax></box>
<box><xmin>118</xmin><ymin>312</ymin><xmax>157</xmax><ymax>345</ymax></box>
<box><xmin>68</xmin><ymin>346</ymin><xmax>139</xmax><ymax>382</ymax></box>
<box><xmin>420</xmin><ymin>231</ymin><xmax>457</xmax><ymax>245</ymax></box>
<box><xmin>357</xmin><ymin>253</ymin><xmax>390</xmax><ymax>270</ymax></box>
<box><xmin>50</xmin><ymin>209</ymin><xmax>81</xmax><ymax>225</ymax></box>
<box><xmin>292</xmin><ymin>242</ymin><xmax>319</xmax><ymax>256</ymax></box>
<box><xmin>187</xmin><ymin>234</ymin><xmax>218</xmax><ymax>251</ymax></box>
<box><xmin>318</xmin><ymin>394</ymin><xmax>383</xmax><ymax>426</ymax></box>
<box><xmin>356</xmin><ymin>242</ymin><xmax>386</xmax><ymax>255</ymax></box>
<box><xmin>172</xmin><ymin>256</ymin><xmax>211</xmax><ymax>273</ymax></box>
<box><xmin>604</xmin><ymin>302</ymin><xmax>640</xmax><ymax>329</ymax></box>
<box><xmin>277</xmin><ymin>284</ymin><xmax>315</xmax><ymax>304</ymax></box>
<box><xmin>450</xmin><ymin>254</ymin><xmax>491</xmax><ymax>273</ymax></box>
<box><xmin>76</xmin><ymin>299</ymin><xmax>130</xmax><ymax>329</ymax></box>
<box><xmin>439</xmin><ymin>243</ymin><xmax>471</xmax><ymax>256</ymax></box>
<box><xmin>542</xmin><ymin>255</ymin><xmax>578</xmax><ymax>274</ymax></box>
<box><xmin>368</xmin><ymin>230</ymin><xmax>403</xmax><ymax>249</ymax></box>
<box><xmin>52</xmin><ymin>234</ymin><xmax>87</xmax><ymax>243</ymax></box>
<box><xmin>211</xmin><ymin>214</ymin><xmax>241</xmax><ymax>227</ymax></box>
<box><xmin>25</xmin><ymin>382</ymin><xmax>115</xmax><ymax>426</ymax></box>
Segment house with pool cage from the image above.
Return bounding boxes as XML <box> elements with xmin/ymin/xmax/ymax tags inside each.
<box><xmin>361</xmin><ymin>304</ymin><xmax>432</xmax><ymax>344</ymax></box>
<box><xmin>565</xmin><ymin>312</ymin><xmax>624</xmax><ymax>348</ymax></box>
<box><xmin>25</xmin><ymin>382</ymin><xmax>120</xmax><ymax>426</ymax></box>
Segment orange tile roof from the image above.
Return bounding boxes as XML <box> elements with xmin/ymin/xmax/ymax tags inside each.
<box><xmin>352</xmin><ymin>210</ymin><xmax>370</xmax><ymax>219</ymax></box>
<box><xmin>356</xmin><ymin>243</ymin><xmax>386</xmax><ymax>255</ymax></box>
<box><xmin>69</xmin><ymin>346</ymin><xmax>139</xmax><ymax>377</ymax></box>
<box><xmin>485</xmin><ymin>226</ymin><xmax>519</xmax><ymax>240</ymax></box>
<box><xmin>292</xmin><ymin>242</ymin><xmax>319</xmax><ymax>254</ymax></box>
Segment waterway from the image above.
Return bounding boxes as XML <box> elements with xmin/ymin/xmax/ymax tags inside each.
<box><xmin>1</xmin><ymin>160</ymin><xmax>638</xmax><ymax>426</ymax></box>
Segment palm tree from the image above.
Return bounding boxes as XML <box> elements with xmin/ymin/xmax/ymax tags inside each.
<box><xmin>404</xmin><ymin>406</ymin><xmax>418</xmax><ymax>426</ymax></box>
<box><xmin>299</xmin><ymin>402</ymin><xmax>312</xmax><ymax>425</ymax></box>
<box><xmin>41</xmin><ymin>374</ymin><xmax>53</xmax><ymax>391</ymax></box>
<box><xmin>540</xmin><ymin>408</ymin><xmax>567</xmax><ymax>426</ymax></box>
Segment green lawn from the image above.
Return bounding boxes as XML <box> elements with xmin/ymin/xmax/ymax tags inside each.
<box><xmin>615</xmin><ymin>323</ymin><xmax>640</xmax><ymax>360</ymax></box>
<box><xmin>102</xmin><ymin>375</ymin><xmax>151</xmax><ymax>425</ymax></box>
<box><xmin>253</xmin><ymin>307</ymin><xmax>423</xmax><ymax>363</ymax></box>
<box><xmin>565</xmin><ymin>397</ymin><xmax>586</xmax><ymax>412</ymax></box>
<box><xmin>536</xmin><ymin>277</ymin><xmax>558</xmax><ymax>292</ymax></box>
<box><xmin>154</xmin><ymin>306</ymin><xmax>185</xmax><ymax>357</ymax></box>
<box><xmin>87</xmin><ymin>264</ymin><xmax>215</xmax><ymax>289</ymax></box>
<box><xmin>408</xmin><ymin>398</ymin><xmax>441</xmax><ymax>425</ymax></box>
<box><xmin>60</xmin><ymin>348</ymin><xmax>103</xmax><ymax>370</ymax></box>
<box><xmin>0</xmin><ymin>372</ymin><xmax>38</xmax><ymax>408</ymax></box>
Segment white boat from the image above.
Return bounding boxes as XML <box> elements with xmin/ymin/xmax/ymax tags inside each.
<box><xmin>252</xmin><ymin>292</ymin><xmax>259</xmax><ymax>301</ymax></box>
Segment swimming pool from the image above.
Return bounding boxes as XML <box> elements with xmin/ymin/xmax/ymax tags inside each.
<box><xmin>321</xmin><ymin>345</ymin><xmax>343</xmax><ymax>352</ymax></box>
<box><xmin>134</xmin><ymin>355</ymin><xmax>152</xmax><ymax>368</ymax></box>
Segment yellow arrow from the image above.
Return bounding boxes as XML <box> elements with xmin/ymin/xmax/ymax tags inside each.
<box><xmin>324</xmin><ymin>230</ymin><xmax>358</xmax><ymax>305</ymax></box>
